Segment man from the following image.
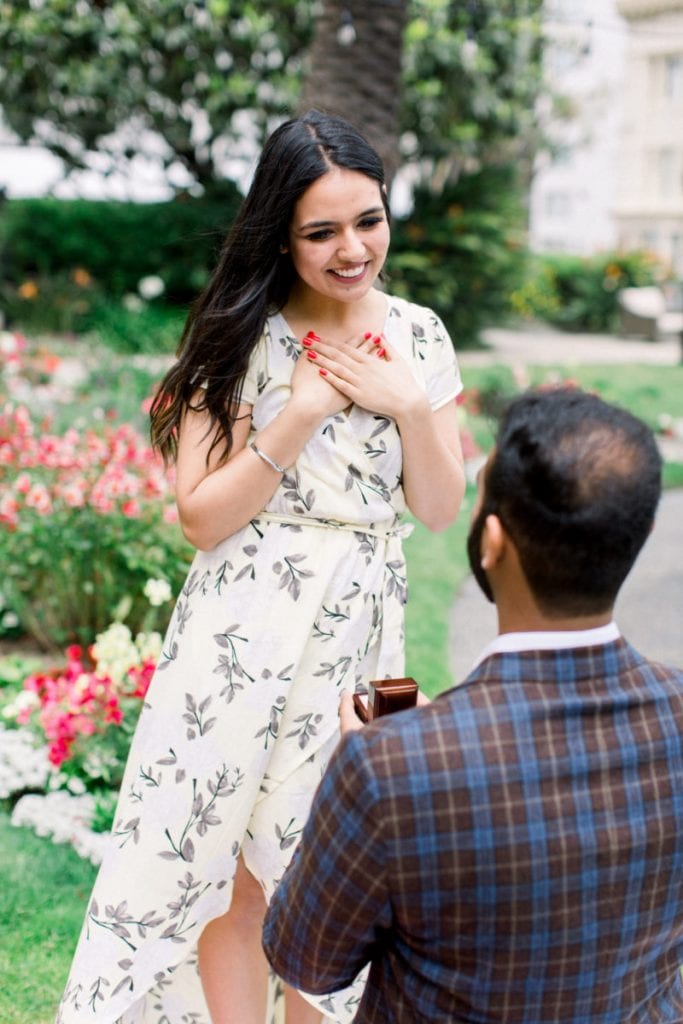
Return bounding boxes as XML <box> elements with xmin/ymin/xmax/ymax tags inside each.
<box><xmin>262</xmin><ymin>388</ymin><xmax>683</xmax><ymax>1024</ymax></box>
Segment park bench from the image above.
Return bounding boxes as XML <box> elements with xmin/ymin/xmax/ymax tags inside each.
<box><xmin>617</xmin><ymin>285</ymin><xmax>683</xmax><ymax>345</ymax></box>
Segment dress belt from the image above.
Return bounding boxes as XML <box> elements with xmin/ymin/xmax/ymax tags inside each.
<box><xmin>253</xmin><ymin>511</ymin><xmax>414</xmax><ymax>541</ymax></box>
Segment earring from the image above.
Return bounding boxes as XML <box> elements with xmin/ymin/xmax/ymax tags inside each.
<box><xmin>279</xmin><ymin>243</ymin><xmax>288</xmax><ymax>254</ymax></box>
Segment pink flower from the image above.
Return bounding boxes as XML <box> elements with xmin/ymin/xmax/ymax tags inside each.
<box><xmin>18</xmin><ymin>634</ymin><xmax>158</xmax><ymax>775</ymax></box>
<box><xmin>0</xmin><ymin>494</ymin><xmax>18</xmax><ymax>527</ymax></box>
<box><xmin>25</xmin><ymin>484</ymin><xmax>52</xmax><ymax>515</ymax></box>
<box><xmin>163</xmin><ymin>504</ymin><xmax>179</xmax><ymax>524</ymax></box>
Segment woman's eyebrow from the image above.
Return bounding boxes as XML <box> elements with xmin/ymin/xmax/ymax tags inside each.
<box><xmin>297</xmin><ymin>206</ymin><xmax>385</xmax><ymax>231</ymax></box>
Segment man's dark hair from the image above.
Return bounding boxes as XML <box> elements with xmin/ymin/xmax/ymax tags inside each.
<box><xmin>485</xmin><ymin>387</ymin><xmax>662</xmax><ymax>616</ymax></box>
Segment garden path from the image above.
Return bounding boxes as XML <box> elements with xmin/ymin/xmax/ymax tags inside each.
<box><xmin>450</xmin><ymin>324</ymin><xmax>683</xmax><ymax>683</ymax></box>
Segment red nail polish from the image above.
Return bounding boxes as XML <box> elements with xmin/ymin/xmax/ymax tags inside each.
<box><xmin>306</xmin><ymin>331</ymin><xmax>321</xmax><ymax>341</ymax></box>
<box><xmin>302</xmin><ymin>338</ymin><xmax>313</xmax><ymax>347</ymax></box>
<box><xmin>363</xmin><ymin>332</ymin><xmax>373</xmax><ymax>340</ymax></box>
<box><xmin>319</xmin><ymin>368</ymin><xmax>328</xmax><ymax>376</ymax></box>
<box><xmin>307</xmin><ymin>350</ymin><xmax>317</xmax><ymax>360</ymax></box>
<box><xmin>377</xmin><ymin>347</ymin><xmax>386</xmax><ymax>357</ymax></box>
<box><xmin>372</xmin><ymin>335</ymin><xmax>382</xmax><ymax>345</ymax></box>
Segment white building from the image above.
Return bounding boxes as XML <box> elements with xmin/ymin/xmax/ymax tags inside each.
<box><xmin>529</xmin><ymin>0</ymin><xmax>627</xmax><ymax>255</ymax></box>
<box><xmin>613</xmin><ymin>0</ymin><xmax>683</xmax><ymax>277</ymax></box>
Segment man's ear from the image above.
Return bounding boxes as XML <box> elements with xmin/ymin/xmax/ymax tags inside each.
<box><xmin>480</xmin><ymin>514</ymin><xmax>505</xmax><ymax>571</ymax></box>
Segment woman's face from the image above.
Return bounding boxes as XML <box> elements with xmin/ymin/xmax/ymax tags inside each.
<box><xmin>287</xmin><ymin>167</ymin><xmax>390</xmax><ymax>305</ymax></box>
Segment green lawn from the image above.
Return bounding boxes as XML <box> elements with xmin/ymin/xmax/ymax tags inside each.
<box><xmin>0</xmin><ymin>812</ymin><xmax>97</xmax><ymax>1024</ymax></box>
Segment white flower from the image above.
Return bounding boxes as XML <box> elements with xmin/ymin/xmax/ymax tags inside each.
<box><xmin>143</xmin><ymin>577</ymin><xmax>172</xmax><ymax>607</ymax></box>
<box><xmin>123</xmin><ymin>293</ymin><xmax>145</xmax><ymax>312</ymax></box>
<box><xmin>11</xmin><ymin>791</ymin><xmax>110</xmax><ymax>865</ymax></box>
<box><xmin>2</xmin><ymin>689</ymin><xmax>39</xmax><ymax>720</ymax></box>
<box><xmin>135</xmin><ymin>630</ymin><xmax>163</xmax><ymax>663</ymax></box>
<box><xmin>0</xmin><ymin>724</ymin><xmax>50</xmax><ymax>798</ymax></box>
<box><xmin>92</xmin><ymin>622</ymin><xmax>138</xmax><ymax>685</ymax></box>
<box><xmin>138</xmin><ymin>275</ymin><xmax>165</xmax><ymax>300</ymax></box>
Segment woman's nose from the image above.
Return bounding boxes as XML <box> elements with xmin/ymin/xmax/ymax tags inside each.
<box><xmin>337</xmin><ymin>230</ymin><xmax>366</xmax><ymax>261</ymax></box>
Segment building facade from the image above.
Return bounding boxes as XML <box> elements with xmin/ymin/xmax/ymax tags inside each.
<box><xmin>614</xmin><ymin>0</ymin><xmax>683</xmax><ymax>276</ymax></box>
<box><xmin>529</xmin><ymin>0</ymin><xmax>626</xmax><ymax>255</ymax></box>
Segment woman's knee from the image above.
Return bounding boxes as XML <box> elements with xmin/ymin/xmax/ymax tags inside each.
<box><xmin>229</xmin><ymin>856</ymin><xmax>266</xmax><ymax>919</ymax></box>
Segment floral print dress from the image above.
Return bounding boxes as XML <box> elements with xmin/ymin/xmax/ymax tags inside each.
<box><xmin>56</xmin><ymin>295</ymin><xmax>462</xmax><ymax>1024</ymax></box>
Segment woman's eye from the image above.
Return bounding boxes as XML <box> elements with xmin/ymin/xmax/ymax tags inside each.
<box><xmin>306</xmin><ymin>229</ymin><xmax>333</xmax><ymax>241</ymax></box>
<box><xmin>359</xmin><ymin>216</ymin><xmax>384</xmax><ymax>229</ymax></box>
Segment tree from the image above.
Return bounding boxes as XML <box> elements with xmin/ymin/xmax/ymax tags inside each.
<box><xmin>0</xmin><ymin>1</ymin><xmax>546</xmax><ymax>197</ymax></box>
<box><xmin>0</xmin><ymin>0</ymin><xmax>312</xmax><ymax>194</ymax></box>
<box><xmin>298</xmin><ymin>0</ymin><xmax>408</xmax><ymax>185</ymax></box>
<box><xmin>401</xmin><ymin>0</ymin><xmax>545</xmax><ymax>189</ymax></box>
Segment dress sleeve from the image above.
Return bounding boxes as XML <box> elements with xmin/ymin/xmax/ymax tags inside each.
<box><xmin>262</xmin><ymin>730</ymin><xmax>391</xmax><ymax>995</ymax></box>
<box><xmin>239</xmin><ymin>324</ymin><xmax>269</xmax><ymax>406</ymax></box>
<box><xmin>414</xmin><ymin>305</ymin><xmax>463</xmax><ymax>411</ymax></box>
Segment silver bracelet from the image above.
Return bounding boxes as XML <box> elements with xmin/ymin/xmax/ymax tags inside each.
<box><xmin>250</xmin><ymin>442</ymin><xmax>285</xmax><ymax>475</ymax></box>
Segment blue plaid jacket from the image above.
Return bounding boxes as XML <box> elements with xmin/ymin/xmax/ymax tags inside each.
<box><xmin>263</xmin><ymin>639</ymin><xmax>683</xmax><ymax>1023</ymax></box>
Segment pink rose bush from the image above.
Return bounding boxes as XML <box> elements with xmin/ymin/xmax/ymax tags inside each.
<box><xmin>0</xmin><ymin>401</ymin><xmax>190</xmax><ymax>649</ymax></box>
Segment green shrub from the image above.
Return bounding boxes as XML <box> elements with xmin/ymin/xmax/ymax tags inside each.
<box><xmin>80</xmin><ymin>299</ymin><xmax>186</xmax><ymax>354</ymax></box>
<box><xmin>2</xmin><ymin>170</ymin><xmax>532</xmax><ymax>352</ymax></box>
<box><xmin>511</xmin><ymin>250</ymin><xmax>663</xmax><ymax>332</ymax></box>
<box><xmin>0</xmin><ymin>186</ymin><xmax>241</xmax><ymax>304</ymax></box>
<box><xmin>389</xmin><ymin>164</ymin><xmax>529</xmax><ymax>348</ymax></box>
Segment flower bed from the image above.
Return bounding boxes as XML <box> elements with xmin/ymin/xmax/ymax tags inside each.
<box><xmin>0</xmin><ymin>330</ymin><xmax>190</xmax><ymax>649</ymax></box>
<box><xmin>1</xmin><ymin>615</ymin><xmax>165</xmax><ymax>861</ymax></box>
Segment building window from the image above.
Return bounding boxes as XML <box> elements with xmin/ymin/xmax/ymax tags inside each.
<box><xmin>658</xmin><ymin>148</ymin><xmax>679</xmax><ymax>199</ymax></box>
<box><xmin>665</xmin><ymin>55</ymin><xmax>683</xmax><ymax>101</ymax></box>
<box><xmin>545</xmin><ymin>191</ymin><xmax>572</xmax><ymax>218</ymax></box>
<box><xmin>641</xmin><ymin>229</ymin><xmax>659</xmax><ymax>252</ymax></box>
<box><xmin>671</xmin><ymin>233</ymin><xmax>683</xmax><ymax>277</ymax></box>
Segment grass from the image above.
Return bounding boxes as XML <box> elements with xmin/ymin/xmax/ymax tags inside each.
<box><xmin>0</xmin><ymin>812</ymin><xmax>97</xmax><ymax>1024</ymax></box>
<box><xmin>2</xmin><ymin>350</ymin><xmax>683</xmax><ymax>1020</ymax></box>
<box><xmin>404</xmin><ymin>503</ymin><xmax>474</xmax><ymax>698</ymax></box>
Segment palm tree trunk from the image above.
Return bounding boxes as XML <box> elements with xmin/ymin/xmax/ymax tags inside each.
<box><xmin>298</xmin><ymin>0</ymin><xmax>408</xmax><ymax>186</ymax></box>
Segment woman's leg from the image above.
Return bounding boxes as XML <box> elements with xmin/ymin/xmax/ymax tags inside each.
<box><xmin>284</xmin><ymin>986</ymin><xmax>323</xmax><ymax>1024</ymax></box>
<box><xmin>197</xmin><ymin>857</ymin><xmax>323</xmax><ymax>1024</ymax></box>
<box><xmin>198</xmin><ymin>855</ymin><xmax>269</xmax><ymax>1024</ymax></box>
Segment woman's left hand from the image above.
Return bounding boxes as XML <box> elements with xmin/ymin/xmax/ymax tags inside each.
<box><xmin>304</xmin><ymin>334</ymin><xmax>427</xmax><ymax>421</ymax></box>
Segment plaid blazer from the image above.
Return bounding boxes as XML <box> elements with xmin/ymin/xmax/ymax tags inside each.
<box><xmin>263</xmin><ymin>639</ymin><xmax>683</xmax><ymax>1023</ymax></box>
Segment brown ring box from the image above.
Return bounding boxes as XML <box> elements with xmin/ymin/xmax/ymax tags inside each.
<box><xmin>352</xmin><ymin>677</ymin><xmax>418</xmax><ymax>723</ymax></box>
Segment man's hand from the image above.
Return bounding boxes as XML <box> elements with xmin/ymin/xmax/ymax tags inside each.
<box><xmin>339</xmin><ymin>688</ymin><xmax>432</xmax><ymax>736</ymax></box>
<box><xmin>339</xmin><ymin>690</ymin><xmax>364</xmax><ymax>735</ymax></box>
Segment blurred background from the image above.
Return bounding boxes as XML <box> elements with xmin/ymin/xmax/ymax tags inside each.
<box><xmin>1</xmin><ymin>0</ymin><xmax>682</xmax><ymax>351</ymax></box>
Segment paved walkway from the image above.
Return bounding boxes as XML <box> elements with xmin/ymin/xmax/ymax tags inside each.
<box><xmin>460</xmin><ymin>324</ymin><xmax>682</xmax><ymax>367</ymax></box>
<box><xmin>449</xmin><ymin>325</ymin><xmax>683</xmax><ymax>683</ymax></box>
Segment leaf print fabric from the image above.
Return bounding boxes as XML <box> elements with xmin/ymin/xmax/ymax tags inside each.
<box><xmin>56</xmin><ymin>296</ymin><xmax>462</xmax><ymax>1024</ymax></box>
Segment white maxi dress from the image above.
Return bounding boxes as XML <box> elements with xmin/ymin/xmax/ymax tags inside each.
<box><xmin>55</xmin><ymin>295</ymin><xmax>462</xmax><ymax>1024</ymax></box>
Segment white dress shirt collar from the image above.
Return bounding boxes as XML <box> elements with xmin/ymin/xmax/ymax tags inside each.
<box><xmin>472</xmin><ymin>622</ymin><xmax>620</xmax><ymax>671</ymax></box>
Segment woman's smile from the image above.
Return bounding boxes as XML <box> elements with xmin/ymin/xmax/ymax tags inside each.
<box><xmin>288</xmin><ymin>166</ymin><xmax>390</xmax><ymax>305</ymax></box>
<box><xmin>328</xmin><ymin>262</ymin><xmax>368</xmax><ymax>281</ymax></box>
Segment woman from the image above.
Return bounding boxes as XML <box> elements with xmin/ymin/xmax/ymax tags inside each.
<box><xmin>56</xmin><ymin>109</ymin><xmax>466</xmax><ymax>1024</ymax></box>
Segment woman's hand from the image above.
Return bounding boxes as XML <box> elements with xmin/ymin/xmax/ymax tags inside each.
<box><xmin>303</xmin><ymin>334</ymin><xmax>427</xmax><ymax>420</ymax></box>
<box><xmin>289</xmin><ymin>330</ymin><xmax>378</xmax><ymax>419</ymax></box>
<box><xmin>290</xmin><ymin>342</ymin><xmax>350</xmax><ymax>419</ymax></box>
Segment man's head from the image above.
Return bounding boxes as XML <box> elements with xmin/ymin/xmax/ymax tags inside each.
<box><xmin>467</xmin><ymin>388</ymin><xmax>662</xmax><ymax>618</ymax></box>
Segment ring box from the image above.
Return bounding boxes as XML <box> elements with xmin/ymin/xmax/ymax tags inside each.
<box><xmin>353</xmin><ymin>677</ymin><xmax>418</xmax><ymax>723</ymax></box>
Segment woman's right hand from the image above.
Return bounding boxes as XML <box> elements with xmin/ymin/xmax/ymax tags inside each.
<box><xmin>290</xmin><ymin>336</ymin><xmax>353</xmax><ymax>419</ymax></box>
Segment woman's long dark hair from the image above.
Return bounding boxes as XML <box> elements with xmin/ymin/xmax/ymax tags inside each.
<box><xmin>150</xmin><ymin>109</ymin><xmax>388</xmax><ymax>465</ymax></box>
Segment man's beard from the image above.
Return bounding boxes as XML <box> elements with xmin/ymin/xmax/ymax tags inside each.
<box><xmin>467</xmin><ymin>506</ymin><xmax>495</xmax><ymax>604</ymax></box>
